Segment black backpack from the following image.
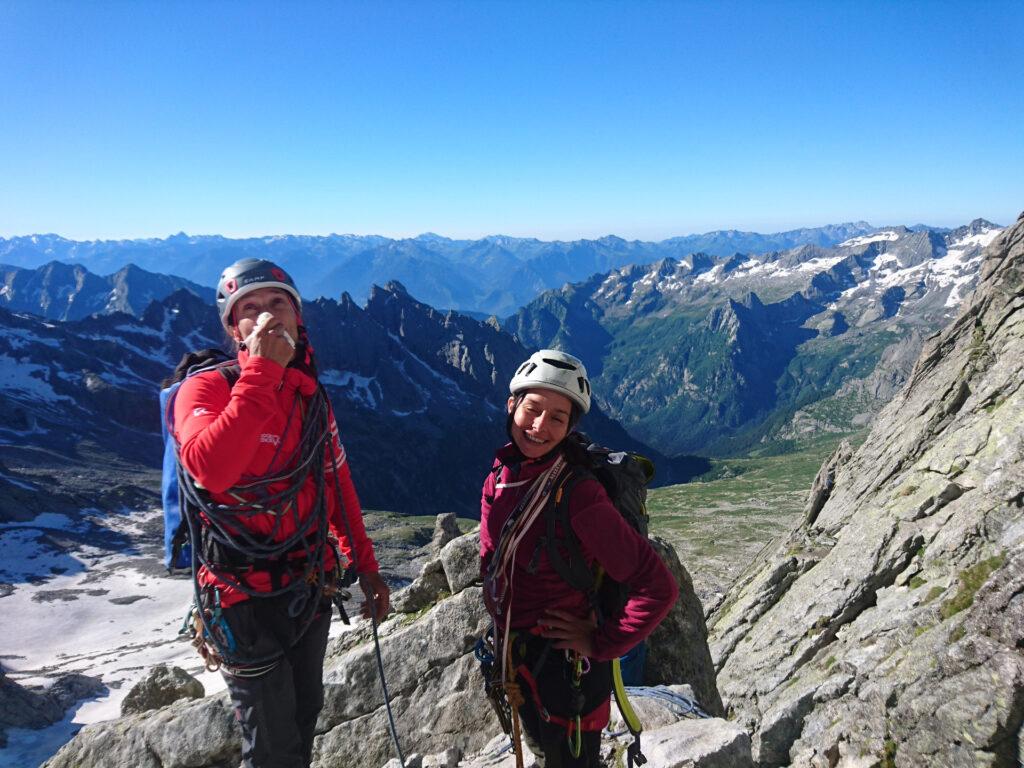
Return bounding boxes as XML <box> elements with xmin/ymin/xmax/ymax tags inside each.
<box><xmin>543</xmin><ymin>432</ymin><xmax>655</xmax><ymax>623</ymax></box>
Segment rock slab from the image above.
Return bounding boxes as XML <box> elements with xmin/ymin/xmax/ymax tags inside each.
<box><xmin>120</xmin><ymin>664</ymin><xmax>205</xmax><ymax>716</ymax></box>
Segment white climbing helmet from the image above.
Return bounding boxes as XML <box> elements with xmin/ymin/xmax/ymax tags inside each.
<box><xmin>509</xmin><ymin>349</ymin><xmax>591</xmax><ymax>414</ymax></box>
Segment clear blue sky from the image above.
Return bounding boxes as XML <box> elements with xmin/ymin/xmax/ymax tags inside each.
<box><xmin>2</xmin><ymin>0</ymin><xmax>1022</xmax><ymax>241</ymax></box>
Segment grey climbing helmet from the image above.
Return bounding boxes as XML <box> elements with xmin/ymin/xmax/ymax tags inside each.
<box><xmin>509</xmin><ymin>349</ymin><xmax>591</xmax><ymax>413</ymax></box>
<box><xmin>215</xmin><ymin>258</ymin><xmax>302</xmax><ymax>325</ymax></box>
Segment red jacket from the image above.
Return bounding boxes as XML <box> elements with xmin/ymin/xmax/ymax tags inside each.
<box><xmin>480</xmin><ymin>443</ymin><xmax>678</xmax><ymax>661</ymax></box>
<box><xmin>174</xmin><ymin>349</ymin><xmax>378</xmax><ymax>608</ymax></box>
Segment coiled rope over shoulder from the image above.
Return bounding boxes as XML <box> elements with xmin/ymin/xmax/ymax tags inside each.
<box><xmin>177</xmin><ymin>382</ymin><xmax>335</xmax><ymax>668</ymax></box>
<box><xmin>175</xmin><ymin>376</ymin><xmax>405</xmax><ymax>766</ymax></box>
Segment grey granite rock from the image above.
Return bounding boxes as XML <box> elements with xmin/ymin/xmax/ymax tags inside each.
<box><xmin>646</xmin><ymin>537</ymin><xmax>725</xmax><ymax>716</ymax></box>
<box><xmin>120</xmin><ymin>664</ymin><xmax>205</xmax><ymax>716</ymax></box>
<box><xmin>313</xmin><ymin>586</ymin><xmax>494</xmax><ymax>767</ymax></box>
<box><xmin>639</xmin><ymin>718</ymin><xmax>754</xmax><ymax>768</ymax></box>
<box><xmin>392</xmin><ymin>557</ymin><xmax>450</xmax><ymax>614</ymax></box>
<box><xmin>1</xmin><ymin>670</ymin><xmax>105</xmax><ymax>749</ymax></box>
<box><xmin>440</xmin><ymin>530</ymin><xmax>481</xmax><ymax>595</ymax></box>
<box><xmin>710</xmin><ymin>212</ymin><xmax>1024</xmax><ymax>766</ymax></box>
<box><xmin>431</xmin><ymin>513</ymin><xmax>461</xmax><ymax>555</ymax></box>
<box><xmin>43</xmin><ymin>695</ymin><xmax>240</xmax><ymax>768</ymax></box>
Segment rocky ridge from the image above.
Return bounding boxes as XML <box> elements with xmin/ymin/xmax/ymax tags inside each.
<box><xmin>43</xmin><ymin>526</ymin><xmax>741</xmax><ymax>767</ymax></box>
<box><xmin>708</xmin><ymin>212</ymin><xmax>1024</xmax><ymax>766</ymax></box>
<box><xmin>508</xmin><ymin>221</ymin><xmax>1003</xmax><ymax>456</ymax></box>
<box><xmin>0</xmin><ymin>223</ymin><xmax>880</xmax><ymax>318</ymax></box>
<box><xmin>0</xmin><ymin>282</ymin><xmax>699</xmax><ymax>522</ymax></box>
<box><xmin>0</xmin><ymin>261</ymin><xmax>211</xmax><ymax>321</ymax></box>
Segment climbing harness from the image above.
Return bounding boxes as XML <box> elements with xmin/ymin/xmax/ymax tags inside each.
<box><xmin>474</xmin><ymin>628</ymin><xmax>515</xmax><ymax>737</ymax></box>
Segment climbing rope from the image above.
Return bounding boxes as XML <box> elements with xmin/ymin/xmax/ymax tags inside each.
<box><xmin>175</xmin><ymin>375</ymin><xmax>406</xmax><ymax>766</ymax></box>
<box><xmin>177</xmin><ymin>383</ymin><xmax>334</xmax><ymax>669</ymax></box>
<box><xmin>604</xmin><ymin>684</ymin><xmax>711</xmax><ymax>739</ymax></box>
<box><xmin>503</xmin><ymin>638</ymin><xmax>526</xmax><ymax>768</ymax></box>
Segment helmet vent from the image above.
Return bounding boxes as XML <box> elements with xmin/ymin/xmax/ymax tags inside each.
<box><xmin>519</xmin><ymin>362</ymin><xmax>537</xmax><ymax>376</ymax></box>
<box><xmin>543</xmin><ymin>358</ymin><xmax>576</xmax><ymax>371</ymax></box>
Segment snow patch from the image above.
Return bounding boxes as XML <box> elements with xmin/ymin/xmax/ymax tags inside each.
<box><xmin>794</xmin><ymin>255</ymin><xmax>845</xmax><ymax>273</ymax></box>
<box><xmin>0</xmin><ymin>507</ymin><xmax>360</xmax><ymax>767</ymax></box>
<box><xmin>0</xmin><ymin>355</ymin><xmax>74</xmax><ymax>403</ymax></box>
<box><xmin>694</xmin><ymin>264</ymin><xmax>724</xmax><ymax>284</ymax></box>
<box><xmin>78</xmin><ymin>333</ymin><xmax>171</xmax><ymax>365</ymax></box>
<box><xmin>320</xmin><ymin>369</ymin><xmax>379</xmax><ymax>409</ymax></box>
<box><xmin>0</xmin><ymin>327</ymin><xmax>61</xmax><ymax>350</ymax></box>
<box><xmin>838</xmin><ymin>231</ymin><xmax>901</xmax><ymax>248</ymax></box>
<box><xmin>948</xmin><ymin>227</ymin><xmax>1003</xmax><ymax>249</ymax></box>
<box><xmin>391</xmin><ymin>407</ymin><xmax>428</xmax><ymax>417</ymax></box>
<box><xmin>0</xmin><ymin>470</ymin><xmax>38</xmax><ymax>491</ymax></box>
<box><xmin>114</xmin><ymin>323</ymin><xmax>162</xmax><ymax>338</ymax></box>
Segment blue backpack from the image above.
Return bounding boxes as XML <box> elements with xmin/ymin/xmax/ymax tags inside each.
<box><xmin>160</xmin><ymin>349</ymin><xmax>239</xmax><ymax>572</ymax></box>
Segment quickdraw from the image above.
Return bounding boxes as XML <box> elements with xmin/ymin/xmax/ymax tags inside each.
<box><xmin>474</xmin><ymin>630</ymin><xmax>515</xmax><ymax>737</ymax></box>
<box><xmin>566</xmin><ymin>650</ymin><xmax>589</xmax><ymax>758</ymax></box>
<box><xmin>178</xmin><ymin>587</ymin><xmax>237</xmax><ymax>673</ymax></box>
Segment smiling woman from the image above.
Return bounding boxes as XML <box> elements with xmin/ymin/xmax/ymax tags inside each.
<box><xmin>478</xmin><ymin>349</ymin><xmax>678</xmax><ymax>767</ymax></box>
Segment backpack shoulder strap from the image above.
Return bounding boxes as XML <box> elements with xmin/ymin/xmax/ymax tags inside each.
<box><xmin>217</xmin><ymin>363</ymin><xmax>241</xmax><ymax>389</ymax></box>
<box><xmin>544</xmin><ymin>468</ymin><xmax>597</xmax><ymax>595</ymax></box>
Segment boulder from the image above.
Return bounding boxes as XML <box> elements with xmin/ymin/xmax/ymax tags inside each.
<box><xmin>639</xmin><ymin>718</ymin><xmax>754</xmax><ymax>768</ymax></box>
<box><xmin>120</xmin><ymin>664</ymin><xmax>205</xmax><ymax>716</ymax></box>
<box><xmin>646</xmin><ymin>537</ymin><xmax>725</xmax><ymax>716</ymax></box>
<box><xmin>430</xmin><ymin>513</ymin><xmax>461</xmax><ymax>555</ymax></box>
<box><xmin>1</xmin><ymin>670</ymin><xmax>105</xmax><ymax>748</ymax></box>
<box><xmin>392</xmin><ymin>558</ymin><xmax>450</xmax><ymax>614</ymax></box>
<box><xmin>454</xmin><ymin>713</ymin><xmax>753</xmax><ymax>767</ymax></box>
<box><xmin>0</xmin><ymin>673</ymin><xmax>64</xmax><ymax>733</ymax></box>
<box><xmin>44</xmin><ymin>695</ymin><xmax>240</xmax><ymax>768</ymax></box>
<box><xmin>439</xmin><ymin>530</ymin><xmax>481</xmax><ymax>594</ymax></box>
<box><xmin>48</xmin><ymin>673</ymin><xmax>106</xmax><ymax>711</ymax></box>
<box><xmin>313</xmin><ymin>586</ymin><xmax>495</xmax><ymax>767</ymax></box>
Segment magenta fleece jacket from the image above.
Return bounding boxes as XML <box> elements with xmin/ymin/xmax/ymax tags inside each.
<box><xmin>480</xmin><ymin>442</ymin><xmax>679</xmax><ymax>661</ymax></box>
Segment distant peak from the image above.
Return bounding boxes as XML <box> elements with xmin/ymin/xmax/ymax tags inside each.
<box><xmin>968</xmin><ymin>218</ymin><xmax>1000</xmax><ymax>230</ymax></box>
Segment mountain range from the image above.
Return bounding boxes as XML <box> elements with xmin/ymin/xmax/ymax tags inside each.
<box><xmin>0</xmin><ymin>283</ymin><xmax>702</xmax><ymax>522</ymax></box>
<box><xmin>0</xmin><ymin>223</ymin><xmax>888</xmax><ymax>318</ymax></box>
<box><xmin>27</xmin><ymin>210</ymin><xmax>1024</xmax><ymax>768</ymax></box>
<box><xmin>508</xmin><ymin>220</ymin><xmax>1003</xmax><ymax>455</ymax></box>
<box><xmin>0</xmin><ymin>218</ymin><xmax>1003</xmax><ymax>520</ymax></box>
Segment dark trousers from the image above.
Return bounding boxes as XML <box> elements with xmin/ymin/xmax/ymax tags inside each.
<box><xmin>221</xmin><ymin>597</ymin><xmax>332</xmax><ymax>768</ymax></box>
<box><xmin>513</xmin><ymin>635</ymin><xmax>612</xmax><ymax>768</ymax></box>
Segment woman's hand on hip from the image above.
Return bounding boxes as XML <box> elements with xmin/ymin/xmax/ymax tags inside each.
<box><xmin>537</xmin><ymin>608</ymin><xmax>596</xmax><ymax>657</ymax></box>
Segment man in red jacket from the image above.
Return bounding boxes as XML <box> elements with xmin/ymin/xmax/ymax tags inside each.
<box><xmin>173</xmin><ymin>258</ymin><xmax>389</xmax><ymax>768</ymax></box>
